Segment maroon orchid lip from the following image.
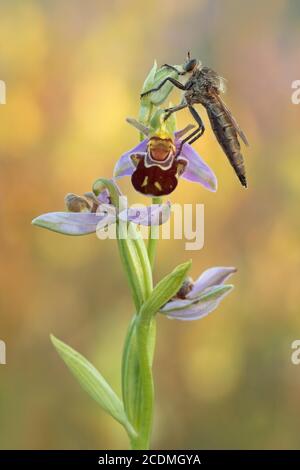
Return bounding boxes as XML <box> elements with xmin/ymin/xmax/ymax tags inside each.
<box><xmin>131</xmin><ymin>158</ymin><xmax>179</xmax><ymax>197</ymax></box>
<box><xmin>113</xmin><ymin>128</ymin><xmax>217</xmax><ymax>196</ymax></box>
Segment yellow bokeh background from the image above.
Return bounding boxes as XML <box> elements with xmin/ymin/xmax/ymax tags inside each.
<box><xmin>1</xmin><ymin>0</ymin><xmax>300</xmax><ymax>449</ymax></box>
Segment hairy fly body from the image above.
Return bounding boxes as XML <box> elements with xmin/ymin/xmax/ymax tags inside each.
<box><xmin>141</xmin><ymin>55</ymin><xmax>249</xmax><ymax>188</ymax></box>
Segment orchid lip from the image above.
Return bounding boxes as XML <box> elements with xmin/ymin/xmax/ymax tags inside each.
<box><xmin>144</xmin><ymin>149</ymin><xmax>175</xmax><ymax>170</ymax></box>
<box><xmin>114</xmin><ymin>129</ymin><xmax>218</xmax><ymax>193</ymax></box>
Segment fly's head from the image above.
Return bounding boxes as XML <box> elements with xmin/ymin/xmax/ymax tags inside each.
<box><xmin>183</xmin><ymin>52</ymin><xmax>201</xmax><ymax>75</ymax></box>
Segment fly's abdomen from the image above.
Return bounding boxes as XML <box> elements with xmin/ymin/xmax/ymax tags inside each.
<box><xmin>206</xmin><ymin>103</ymin><xmax>247</xmax><ymax>187</ymax></box>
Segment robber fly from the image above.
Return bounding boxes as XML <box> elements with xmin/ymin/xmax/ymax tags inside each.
<box><xmin>126</xmin><ymin>118</ymin><xmax>192</xmax><ymax>197</ymax></box>
<box><xmin>141</xmin><ymin>54</ymin><xmax>249</xmax><ymax>187</ymax></box>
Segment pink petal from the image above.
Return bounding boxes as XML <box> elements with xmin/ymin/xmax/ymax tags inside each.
<box><xmin>114</xmin><ymin>139</ymin><xmax>148</xmax><ymax>178</ymax></box>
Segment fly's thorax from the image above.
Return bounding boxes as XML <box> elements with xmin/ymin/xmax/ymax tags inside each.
<box><xmin>185</xmin><ymin>83</ymin><xmax>208</xmax><ymax>106</ymax></box>
<box><xmin>199</xmin><ymin>66</ymin><xmax>225</xmax><ymax>94</ymax></box>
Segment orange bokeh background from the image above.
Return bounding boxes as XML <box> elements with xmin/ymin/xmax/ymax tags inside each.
<box><xmin>1</xmin><ymin>0</ymin><xmax>300</xmax><ymax>449</ymax></box>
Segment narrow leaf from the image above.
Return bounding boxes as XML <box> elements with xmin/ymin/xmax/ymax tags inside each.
<box><xmin>50</xmin><ymin>335</ymin><xmax>136</xmax><ymax>438</ymax></box>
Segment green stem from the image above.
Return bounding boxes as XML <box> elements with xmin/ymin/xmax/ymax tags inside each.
<box><xmin>121</xmin><ymin>104</ymin><xmax>162</xmax><ymax>449</ymax></box>
<box><xmin>131</xmin><ymin>227</ymin><xmax>153</xmax><ymax>297</ymax></box>
<box><xmin>94</xmin><ymin>179</ymin><xmax>155</xmax><ymax>448</ymax></box>
<box><xmin>117</xmin><ymin>231</ymin><xmax>145</xmax><ymax>311</ymax></box>
<box><xmin>132</xmin><ymin>194</ymin><xmax>162</xmax><ymax>448</ymax></box>
<box><xmin>118</xmin><ymin>224</ymin><xmax>155</xmax><ymax>449</ymax></box>
<box><xmin>147</xmin><ymin>196</ymin><xmax>162</xmax><ymax>269</ymax></box>
<box><xmin>122</xmin><ymin>314</ymin><xmax>156</xmax><ymax>450</ymax></box>
<box><xmin>120</xmin><ymin>224</ymin><xmax>158</xmax><ymax>449</ymax></box>
<box><xmin>135</xmin><ymin>316</ymin><xmax>155</xmax><ymax>449</ymax></box>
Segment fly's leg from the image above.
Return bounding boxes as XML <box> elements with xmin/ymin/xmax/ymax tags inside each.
<box><xmin>187</xmin><ymin>128</ymin><xmax>205</xmax><ymax>145</ymax></box>
<box><xmin>182</xmin><ymin>106</ymin><xmax>205</xmax><ymax>144</ymax></box>
<box><xmin>176</xmin><ymin>106</ymin><xmax>205</xmax><ymax>155</ymax></box>
<box><xmin>141</xmin><ymin>77</ymin><xmax>186</xmax><ymax>98</ymax></box>
<box><xmin>162</xmin><ymin>64</ymin><xmax>186</xmax><ymax>76</ymax></box>
<box><xmin>163</xmin><ymin>102</ymin><xmax>188</xmax><ymax>121</ymax></box>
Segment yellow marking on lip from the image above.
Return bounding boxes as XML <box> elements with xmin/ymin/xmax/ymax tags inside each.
<box><xmin>154</xmin><ymin>181</ymin><xmax>162</xmax><ymax>191</ymax></box>
<box><xmin>141</xmin><ymin>176</ymin><xmax>149</xmax><ymax>187</ymax></box>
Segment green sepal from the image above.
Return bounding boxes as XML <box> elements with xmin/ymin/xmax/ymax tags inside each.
<box><xmin>148</xmin><ymin>64</ymin><xmax>181</xmax><ymax>106</ymax></box>
<box><xmin>139</xmin><ymin>61</ymin><xmax>158</xmax><ymax>126</ymax></box>
<box><xmin>139</xmin><ymin>259</ymin><xmax>192</xmax><ymax>321</ymax></box>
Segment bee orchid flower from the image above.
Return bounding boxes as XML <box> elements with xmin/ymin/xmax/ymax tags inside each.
<box><xmin>32</xmin><ymin>181</ymin><xmax>171</xmax><ymax>236</ymax></box>
<box><xmin>160</xmin><ymin>266</ymin><xmax>236</xmax><ymax>320</ymax></box>
<box><xmin>114</xmin><ymin>119</ymin><xmax>217</xmax><ymax>197</ymax></box>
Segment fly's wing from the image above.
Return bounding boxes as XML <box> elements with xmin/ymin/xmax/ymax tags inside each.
<box><xmin>205</xmin><ymin>89</ymin><xmax>248</xmax><ymax>187</ymax></box>
<box><xmin>210</xmin><ymin>89</ymin><xmax>249</xmax><ymax>146</ymax></box>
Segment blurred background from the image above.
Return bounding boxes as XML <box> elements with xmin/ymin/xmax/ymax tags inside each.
<box><xmin>0</xmin><ymin>0</ymin><xmax>300</xmax><ymax>450</ymax></box>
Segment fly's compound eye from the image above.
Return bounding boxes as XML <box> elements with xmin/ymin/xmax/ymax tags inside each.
<box><xmin>184</xmin><ymin>59</ymin><xmax>197</xmax><ymax>72</ymax></box>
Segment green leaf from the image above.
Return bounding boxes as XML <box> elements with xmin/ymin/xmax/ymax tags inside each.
<box><xmin>50</xmin><ymin>335</ymin><xmax>136</xmax><ymax>439</ymax></box>
<box><xmin>139</xmin><ymin>260</ymin><xmax>192</xmax><ymax>321</ymax></box>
